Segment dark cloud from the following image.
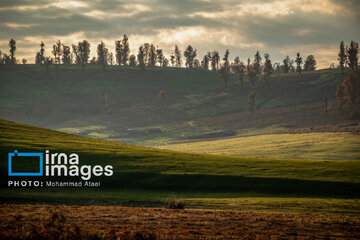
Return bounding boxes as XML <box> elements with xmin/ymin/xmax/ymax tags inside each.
<box><xmin>0</xmin><ymin>0</ymin><xmax>359</xmax><ymax>67</ymax></box>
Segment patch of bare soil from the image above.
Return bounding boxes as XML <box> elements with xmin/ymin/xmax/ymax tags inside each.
<box><xmin>1</xmin><ymin>204</ymin><xmax>359</xmax><ymax>240</ymax></box>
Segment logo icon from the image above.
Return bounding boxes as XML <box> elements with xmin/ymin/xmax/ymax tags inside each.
<box><xmin>8</xmin><ymin>150</ymin><xmax>43</xmax><ymax>176</ymax></box>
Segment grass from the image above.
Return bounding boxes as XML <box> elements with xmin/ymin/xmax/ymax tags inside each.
<box><xmin>158</xmin><ymin>132</ymin><xmax>360</xmax><ymax>160</ymax></box>
<box><xmin>1</xmin><ymin>119</ymin><xmax>360</xmax><ymax>215</ymax></box>
<box><xmin>2</xmin><ymin>204</ymin><xmax>360</xmax><ymax>239</ymax></box>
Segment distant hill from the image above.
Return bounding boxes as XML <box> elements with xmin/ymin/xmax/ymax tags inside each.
<box><xmin>0</xmin><ymin>64</ymin><xmax>359</xmax><ymax>145</ymax></box>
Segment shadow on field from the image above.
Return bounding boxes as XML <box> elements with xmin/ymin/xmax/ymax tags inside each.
<box><xmin>108</xmin><ymin>172</ymin><xmax>360</xmax><ymax>198</ymax></box>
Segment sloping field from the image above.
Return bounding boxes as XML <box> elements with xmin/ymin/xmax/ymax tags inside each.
<box><xmin>158</xmin><ymin>132</ymin><xmax>360</xmax><ymax>160</ymax></box>
<box><xmin>1</xmin><ymin>119</ymin><xmax>360</xmax><ymax>215</ymax></box>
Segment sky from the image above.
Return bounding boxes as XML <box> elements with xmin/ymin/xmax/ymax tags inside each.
<box><xmin>0</xmin><ymin>0</ymin><xmax>359</xmax><ymax>68</ymax></box>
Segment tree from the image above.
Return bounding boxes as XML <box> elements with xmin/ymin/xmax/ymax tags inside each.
<box><xmin>295</xmin><ymin>52</ymin><xmax>302</xmax><ymax>74</ymax></box>
<box><xmin>346</xmin><ymin>40</ymin><xmax>359</xmax><ymax>71</ymax></box>
<box><xmin>79</xmin><ymin>40</ymin><xmax>90</xmax><ymax>69</ymax></box>
<box><xmin>211</xmin><ymin>51</ymin><xmax>219</xmax><ymax>71</ymax></box>
<box><xmin>184</xmin><ymin>45</ymin><xmax>197</xmax><ymax>68</ymax></box>
<box><xmin>170</xmin><ymin>53</ymin><xmax>175</xmax><ymax>67</ymax></box>
<box><xmin>201</xmin><ymin>52</ymin><xmax>211</xmax><ymax>70</ymax></box>
<box><xmin>253</xmin><ymin>51</ymin><xmax>261</xmax><ymax>74</ymax></box>
<box><xmin>62</xmin><ymin>45</ymin><xmax>71</xmax><ymax>64</ymax></box>
<box><xmin>97</xmin><ymin>41</ymin><xmax>108</xmax><ymax>70</ymax></box>
<box><xmin>232</xmin><ymin>56</ymin><xmax>240</xmax><ymax>73</ymax></box>
<box><xmin>121</xmin><ymin>34</ymin><xmax>130</xmax><ymax>66</ymax></box>
<box><xmin>303</xmin><ymin>55</ymin><xmax>316</xmax><ymax>71</ymax></box>
<box><xmin>115</xmin><ymin>40</ymin><xmax>123</xmax><ymax>66</ymax></box>
<box><xmin>336</xmin><ymin>73</ymin><xmax>359</xmax><ymax>118</ymax></box>
<box><xmin>246</xmin><ymin>58</ymin><xmax>256</xmax><ymax>85</ymax></box>
<box><xmin>218</xmin><ymin>65</ymin><xmax>229</xmax><ymax>87</ymax></box>
<box><xmin>52</xmin><ymin>40</ymin><xmax>62</xmax><ymax>65</ymax></box>
<box><xmin>35</xmin><ymin>52</ymin><xmax>42</xmax><ymax>64</ymax></box>
<box><xmin>109</xmin><ymin>52</ymin><xmax>114</xmax><ymax>65</ymax></box>
<box><xmin>263</xmin><ymin>53</ymin><xmax>272</xmax><ymax>86</ymax></box>
<box><xmin>8</xmin><ymin>39</ymin><xmax>16</xmax><ymax>64</ymax></box>
<box><xmin>44</xmin><ymin>57</ymin><xmax>53</xmax><ymax>74</ymax></box>
<box><xmin>35</xmin><ymin>41</ymin><xmax>45</xmax><ymax>64</ymax></box>
<box><xmin>72</xmin><ymin>44</ymin><xmax>81</xmax><ymax>64</ymax></box>
<box><xmin>22</xmin><ymin>59</ymin><xmax>27</xmax><ymax>64</ymax></box>
<box><xmin>149</xmin><ymin>44</ymin><xmax>156</xmax><ymax>67</ymax></box>
<box><xmin>237</xmin><ymin>61</ymin><xmax>246</xmax><ymax>87</ymax></box>
<box><xmin>163</xmin><ymin>57</ymin><xmax>169</xmax><ymax>67</ymax></box>
<box><xmin>174</xmin><ymin>45</ymin><xmax>181</xmax><ymax>67</ymax></box>
<box><xmin>129</xmin><ymin>54</ymin><xmax>136</xmax><ymax>67</ymax></box>
<box><xmin>282</xmin><ymin>56</ymin><xmax>293</xmax><ymax>73</ymax></box>
<box><xmin>137</xmin><ymin>45</ymin><xmax>145</xmax><ymax>70</ymax></box>
<box><xmin>156</xmin><ymin>47</ymin><xmax>164</xmax><ymax>66</ymax></box>
<box><xmin>246</xmin><ymin>90</ymin><xmax>257</xmax><ymax>113</ymax></box>
<box><xmin>338</xmin><ymin>41</ymin><xmax>346</xmax><ymax>74</ymax></box>
<box><xmin>223</xmin><ymin>49</ymin><xmax>230</xmax><ymax>70</ymax></box>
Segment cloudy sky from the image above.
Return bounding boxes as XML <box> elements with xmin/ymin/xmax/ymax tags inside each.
<box><xmin>0</xmin><ymin>0</ymin><xmax>359</xmax><ymax>68</ymax></box>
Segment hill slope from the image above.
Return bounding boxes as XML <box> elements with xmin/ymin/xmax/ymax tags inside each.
<box><xmin>1</xmin><ymin>119</ymin><xmax>360</xmax><ymax>214</ymax></box>
<box><xmin>1</xmin><ymin>65</ymin><xmax>359</xmax><ymax>146</ymax></box>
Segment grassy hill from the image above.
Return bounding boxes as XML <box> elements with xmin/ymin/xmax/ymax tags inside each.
<box><xmin>1</xmin><ymin>64</ymin><xmax>359</xmax><ymax>146</ymax></box>
<box><xmin>1</xmin><ymin>119</ymin><xmax>360</xmax><ymax>215</ymax></box>
<box><xmin>158</xmin><ymin>132</ymin><xmax>360</xmax><ymax>160</ymax></box>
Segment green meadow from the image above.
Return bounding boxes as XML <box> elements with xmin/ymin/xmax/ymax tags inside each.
<box><xmin>1</xmin><ymin>119</ymin><xmax>359</xmax><ymax>215</ymax></box>
<box><xmin>158</xmin><ymin>132</ymin><xmax>360</xmax><ymax>160</ymax></box>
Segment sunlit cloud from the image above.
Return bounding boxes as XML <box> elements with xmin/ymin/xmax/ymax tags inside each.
<box><xmin>0</xmin><ymin>0</ymin><xmax>358</xmax><ymax>68</ymax></box>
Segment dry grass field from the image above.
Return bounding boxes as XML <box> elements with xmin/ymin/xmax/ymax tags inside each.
<box><xmin>1</xmin><ymin>204</ymin><xmax>360</xmax><ymax>240</ymax></box>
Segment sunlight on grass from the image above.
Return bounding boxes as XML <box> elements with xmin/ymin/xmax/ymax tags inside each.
<box><xmin>158</xmin><ymin>132</ymin><xmax>360</xmax><ymax>160</ymax></box>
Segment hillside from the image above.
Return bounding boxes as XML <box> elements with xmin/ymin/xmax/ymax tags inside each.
<box><xmin>1</xmin><ymin>119</ymin><xmax>360</xmax><ymax>214</ymax></box>
<box><xmin>1</xmin><ymin>64</ymin><xmax>359</xmax><ymax>146</ymax></box>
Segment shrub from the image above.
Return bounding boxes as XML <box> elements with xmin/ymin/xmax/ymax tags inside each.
<box><xmin>167</xmin><ymin>193</ymin><xmax>185</xmax><ymax>209</ymax></box>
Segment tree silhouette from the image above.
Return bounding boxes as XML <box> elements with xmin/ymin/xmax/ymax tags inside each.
<box><xmin>253</xmin><ymin>51</ymin><xmax>261</xmax><ymax>74</ymax></box>
<box><xmin>346</xmin><ymin>41</ymin><xmax>359</xmax><ymax>71</ymax></box>
<box><xmin>62</xmin><ymin>45</ymin><xmax>71</xmax><ymax>64</ymax></box>
<box><xmin>97</xmin><ymin>41</ymin><xmax>108</xmax><ymax>70</ymax></box>
<box><xmin>149</xmin><ymin>44</ymin><xmax>156</xmax><ymax>67</ymax></box>
<box><xmin>246</xmin><ymin>58</ymin><xmax>256</xmax><ymax>85</ymax></box>
<box><xmin>336</xmin><ymin>73</ymin><xmax>359</xmax><ymax>117</ymax></box>
<box><xmin>129</xmin><ymin>54</ymin><xmax>136</xmax><ymax>67</ymax></box>
<box><xmin>22</xmin><ymin>58</ymin><xmax>27</xmax><ymax>64</ymax></box>
<box><xmin>211</xmin><ymin>51</ymin><xmax>219</xmax><ymax>71</ymax></box>
<box><xmin>237</xmin><ymin>61</ymin><xmax>246</xmax><ymax>87</ymax></box>
<box><xmin>303</xmin><ymin>55</ymin><xmax>316</xmax><ymax>71</ymax></box>
<box><xmin>52</xmin><ymin>40</ymin><xmax>62</xmax><ymax>65</ymax></box>
<box><xmin>109</xmin><ymin>52</ymin><xmax>114</xmax><ymax>65</ymax></box>
<box><xmin>184</xmin><ymin>45</ymin><xmax>197</xmax><ymax>68</ymax></box>
<box><xmin>115</xmin><ymin>40</ymin><xmax>122</xmax><ymax>65</ymax></box>
<box><xmin>218</xmin><ymin>65</ymin><xmax>229</xmax><ymax>87</ymax></box>
<box><xmin>121</xmin><ymin>34</ymin><xmax>130</xmax><ymax>66</ymax></box>
<box><xmin>137</xmin><ymin>45</ymin><xmax>145</xmax><ymax>70</ymax></box>
<box><xmin>174</xmin><ymin>45</ymin><xmax>181</xmax><ymax>67</ymax></box>
<box><xmin>156</xmin><ymin>47</ymin><xmax>164</xmax><ymax>66</ymax></box>
<box><xmin>338</xmin><ymin>41</ymin><xmax>346</xmax><ymax>74</ymax></box>
<box><xmin>8</xmin><ymin>39</ymin><xmax>16</xmax><ymax>64</ymax></box>
<box><xmin>35</xmin><ymin>42</ymin><xmax>45</xmax><ymax>64</ymax></box>
<box><xmin>282</xmin><ymin>56</ymin><xmax>293</xmax><ymax>73</ymax></box>
<box><xmin>263</xmin><ymin>53</ymin><xmax>272</xmax><ymax>86</ymax></box>
<box><xmin>170</xmin><ymin>53</ymin><xmax>175</xmax><ymax>67</ymax></box>
<box><xmin>79</xmin><ymin>40</ymin><xmax>90</xmax><ymax>69</ymax></box>
<box><xmin>295</xmin><ymin>52</ymin><xmax>302</xmax><ymax>74</ymax></box>
<box><xmin>223</xmin><ymin>49</ymin><xmax>230</xmax><ymax>70</ymax></box>
<box><xmin>201</xmin><ymin>52</ymin><xmax>211</xmax><ymax>70</ymax></box>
